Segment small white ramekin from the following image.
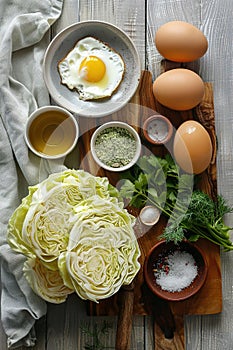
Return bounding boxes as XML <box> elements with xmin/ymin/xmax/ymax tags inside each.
<box><xmin>90</xmin><ymin>121</ymin><xmax>141</xmax><ymax>172</ymax></box>
<box><xmin>24</xmin><ymin>105</ymin><xmax>79</xmax><ymax>159</ymax></box>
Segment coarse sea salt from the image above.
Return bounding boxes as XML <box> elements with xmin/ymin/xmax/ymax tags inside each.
<box><xmin>154</xmin><ymin>250</ymin><xmax>198</xmax><ymax>292</ymax></box>
<box><xmin>139</xmin><ymin>205</ymin><xmax>160</xmax><ymax>226</ymax></box>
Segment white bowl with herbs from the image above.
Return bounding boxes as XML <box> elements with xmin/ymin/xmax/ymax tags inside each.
<box><xmin>90</xmin><ymin>121</ymin><xmax>141</xmax><ymax>172</ymax></box>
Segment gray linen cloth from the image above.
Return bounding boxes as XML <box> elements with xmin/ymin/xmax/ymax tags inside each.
<box><xmin>0</xmin><ymin>1</ymin><xmax>66</xmax><ymax>348</ymax></box>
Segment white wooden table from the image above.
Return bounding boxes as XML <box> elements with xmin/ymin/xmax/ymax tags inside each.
<box><xmin>1</xmin><ymin>0</ymin><xmax>233</xmax><ymax>349</ymax></box>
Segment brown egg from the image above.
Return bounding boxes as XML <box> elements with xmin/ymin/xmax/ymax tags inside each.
<box><xmin>153</xmin><ymin>68</ymin><xmax>205</xmax><ymax>111</ymax></box>
<box><xmin>173</xmin><ymin>120</ymin><xmax>213</xmax><ymax>174</ymax></box>
<box><xmin>155</xmin><ymin>21</ymin><xmax>208</xmax><ymax>62</ymax></box>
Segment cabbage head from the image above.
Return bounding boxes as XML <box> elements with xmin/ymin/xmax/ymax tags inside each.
<box><xmin>7</xmin><ymin>169</ymin><xmax>140</xmax><ymax>303</ymax></box>
<box><xmin>24</xmin><ymin>256</ymin><xmax>73</xmax><ymax>304</ymax></box>
<box><xmin>58</xmin><ymin>196</ymin><xmax>140</xmax><ymax>302</ymax></box>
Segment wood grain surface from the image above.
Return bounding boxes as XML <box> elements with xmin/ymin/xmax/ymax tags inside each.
<box><xmin>1</xmin><ymin>1</ymin><xmax>233</xmax><ymax>350</ymax></box>
<box><xmin>84</xmin><ymin>69</ymin><xmax>221</xmax><ymax>349</ymax></box>
<box><xmin>88</xmin><ymin>70</ymin><xmax>221</xmax><ymax>318</ymax></box>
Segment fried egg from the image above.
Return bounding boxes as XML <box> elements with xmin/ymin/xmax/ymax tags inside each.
<box><xmin>58</xmin><ymin>37</ymin><xmax>125</xmax><ymax>100</ymax></box>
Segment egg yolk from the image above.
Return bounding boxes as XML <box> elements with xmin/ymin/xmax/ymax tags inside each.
<box><xmin>79</xmin><ymin>56</ymin><xmax>106</xmax><ymax>82</ymax></box>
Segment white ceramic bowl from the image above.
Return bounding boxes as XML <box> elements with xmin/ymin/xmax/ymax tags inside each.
<box><xmin>90</xmin><ymin>121</ymin><xmax>141</xmax><ymax>172</ymax></box>
<box><xmin>24</xmin><ymin>105</ymin><xmax>79</xmax><ymax>159</ymax></box>
<box><xmin>43</xmin><ymin>20</ymin><xmax>141</xmax><ymax>118</ymax></box>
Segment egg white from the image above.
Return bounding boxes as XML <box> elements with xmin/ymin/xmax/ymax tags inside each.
<box><xmin>58</xmin><ymin>37</ymin><xmax>125</xmax><ymax>100</ymax></box>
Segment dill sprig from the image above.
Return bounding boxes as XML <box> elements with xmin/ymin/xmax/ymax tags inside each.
<box><xmin>81</xmin><ymin>320</ymin><xmax>115</xmax><ymax>350</ymax></box>
<box><xmin>120</xmin><ymin>154</ymin><xmax>233</xmax><ymax>251</ymax></box>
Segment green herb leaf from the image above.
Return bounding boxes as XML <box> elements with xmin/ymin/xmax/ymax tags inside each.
<box><xmin>119</xmin><ymin>179</ymin><xmax>136</xmax><ymax>199</ymax></box>
<box><xmin>119</xmin><ymin>154</ymin><xmax>233</xmax><ymax>251</ymax></box>
<box><xmin>134</xmin><ymin>173</ymin><xmax>148</xmax><ymax>191</ymax></box>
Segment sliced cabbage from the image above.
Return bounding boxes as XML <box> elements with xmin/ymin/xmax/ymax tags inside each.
<box><xmin>24</xmin><ymin>257</ymin><xmax>73</xmax><ymax>304</ymax></box>
<box><xmin>7</xmin><ymin>169</ymin><xmax>141</xmax><ymax>303</ymax></box>
<box><xmin>58</xmin><ymin>196</ymin><xmax>140</xmax><ymax>303</ymax></box>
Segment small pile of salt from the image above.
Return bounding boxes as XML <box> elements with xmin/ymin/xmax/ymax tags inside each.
<box><xmin>139</xmin><ymin>206</ymin><xmax>160</xmax><ymax>226</ymax></box>
<box><xmin>155</xmin><ymin>250</ymin><xmax>198</xmax><ymax>292</ymax></box>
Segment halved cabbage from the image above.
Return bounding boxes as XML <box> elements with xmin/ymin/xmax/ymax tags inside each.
<box><xmin>58</xmin><ymin>196</ymin><xmax>140</xmax><ymax>302</ymax></box>
<box><xmin>24</xmin><ymin>257</ymin><xmax>73</xmax><ymax>304</ymax></box>
<box><xmin>7</xmin><ymin>169</ymin><xmax>141</xmax><ymax>303</ymax></box>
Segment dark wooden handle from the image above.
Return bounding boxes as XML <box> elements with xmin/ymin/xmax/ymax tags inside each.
<box><xmin>115</xmin><ymin>283</ymin><xmax>135</xmax><ymax>350</ymax></box>
<box><xmin>142</xmin><ymin>283</ymin><xmax>184</xmax><ymax>349</ymax></box>
<box><xmin>154</xmin><ymin>315</ymin><xmax>184</xmax><ymax>350</ymax></box>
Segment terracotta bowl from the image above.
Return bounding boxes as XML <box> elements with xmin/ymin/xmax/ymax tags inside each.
<box><xmin>144</xmin><ymin>239</ymin><xmax>208</xmax><ymax>301</ymax></box>
<box><xmin>142</xmin><ymin>114</ymin><xmax>173</xmax><ymax>145</ymax></box>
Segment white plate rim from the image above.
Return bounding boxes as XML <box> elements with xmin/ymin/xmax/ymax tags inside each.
<box><xmin>43</xmin><ymin>20</ymin><xmax>141</xmax><ymax>118</ymax></box>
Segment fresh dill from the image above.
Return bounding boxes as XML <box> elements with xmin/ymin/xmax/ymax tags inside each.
<box><xmin>120</xmin><ymin>154</ymin><xmax>233</xmax><ymax>251</ymax></box>
<box><xmin>81</xmin><ymin>320</ymin><xmax>115</xmax><ymax>350</ymax></box>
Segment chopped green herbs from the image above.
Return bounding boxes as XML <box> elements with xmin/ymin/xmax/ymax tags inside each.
<box><xmin>94</xmin><ymin>127</ymin><xmax>137</xmax><ymax>168</ymax></box>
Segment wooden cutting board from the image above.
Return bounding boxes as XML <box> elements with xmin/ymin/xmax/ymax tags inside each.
<box><xmin>77</xmin><ymin>67</ymin><xmax>221</xmax><ymax>348</ymax></box>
